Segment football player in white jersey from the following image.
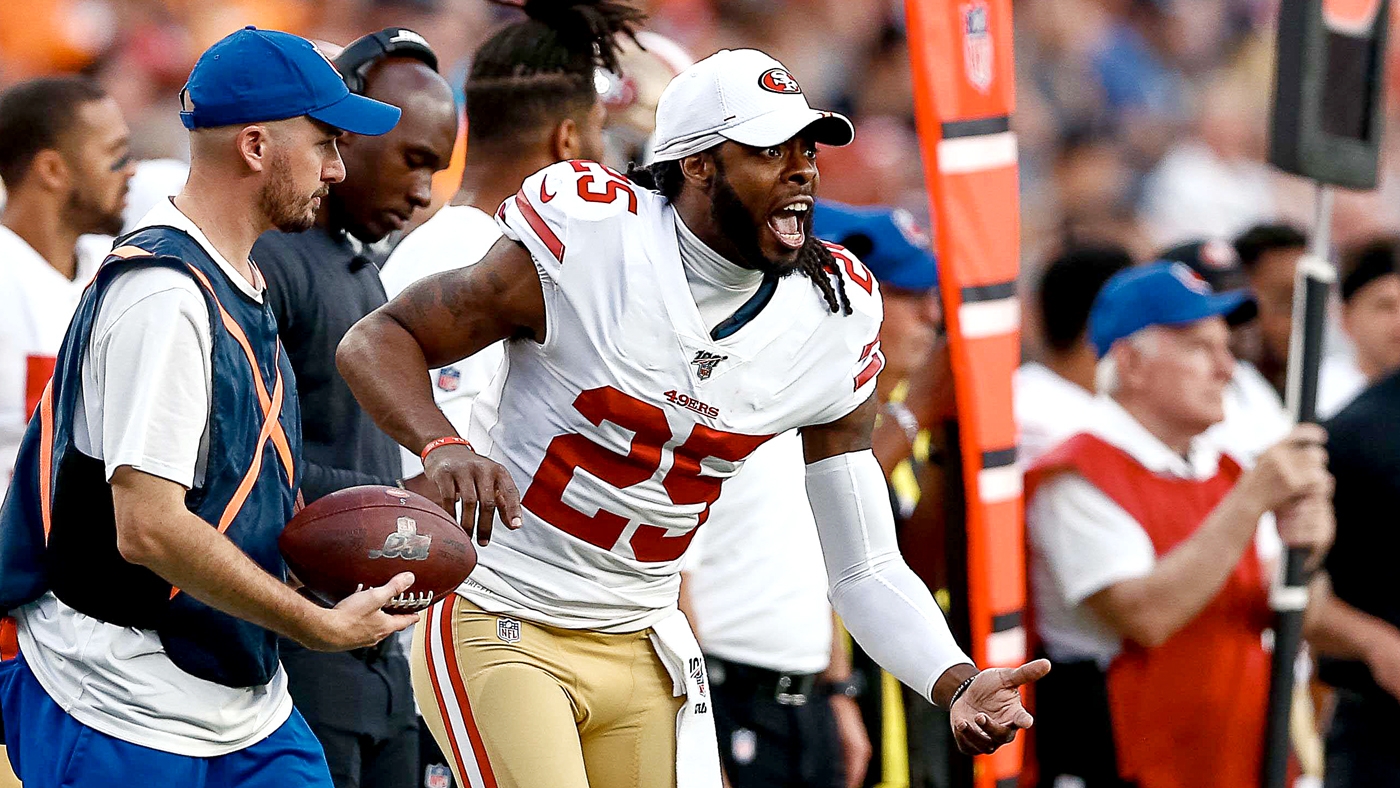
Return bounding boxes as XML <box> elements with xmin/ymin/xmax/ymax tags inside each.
<box><xmin>341</xmin><ymin>47</ymin><xmax>1049</xmax><ymax>788</ymax></box>
<box><xmin>0</xmin><ymin>76</ymin><xmax>136</xmax><ymax>506</ymax></box>
<box><xmin>380</xmin><ymin>0</ymin><xmax>643</xmax><ymax>477</ymax></box>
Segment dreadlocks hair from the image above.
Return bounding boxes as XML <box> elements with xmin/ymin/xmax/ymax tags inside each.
<box><xmin>466</xmin><ymin>0</ymin><xmax>645</xmax><ymax>145</ymax></box>
<box><xmin>625</xmin><ymin>158</ymin><xmax>683</xmax><ymax>199</ymax></box>
<box><xmin>627</xmin><ymin>159</ymin><xmax>852</xmax><ymax>316</ymax></box>
<box><xmin>803</xmin><ymin>235</ymin><xmax>853</xmax><ymax>315</ymax></box>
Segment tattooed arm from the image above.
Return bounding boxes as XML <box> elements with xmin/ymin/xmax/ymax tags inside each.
<box><xmin>336</xmin><ymin>237</ymin><xmax>545</xmax><ymax>541</ymax></box>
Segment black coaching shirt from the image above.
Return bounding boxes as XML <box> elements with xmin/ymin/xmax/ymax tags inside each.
<box><xmin>252</xmin><ymin>225</ymin><xmax>401</xmax><ymax>503</ymax></box>
<box><xmin>1320</xmin><ymin>368</ymin><xmax>1400</xmax><ymax>709</ymax></box>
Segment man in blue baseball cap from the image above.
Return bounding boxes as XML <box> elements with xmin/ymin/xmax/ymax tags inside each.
<box><xmin>1022</xmin><ymin>260</ymin><xmax>1334</xmax><ymax>787</ymax></box>
<box><xmin>180</xmin><ymin>26</ymin><xmax>401</xmax><ymax>136</ymax></box>
<box><xmin>814</xmin><ymin>201</ymin><xmax>939</xmax><ymax>403</ymax></box>
<box><xmin>1088</xmin><ymin>260</ymin><xmax>1253</xmax><ymax>360</ymax></box>
<box><xmin>0</xmin><ymin>27</ymin><xmax>415</xmax><ymax>788</ymax></box>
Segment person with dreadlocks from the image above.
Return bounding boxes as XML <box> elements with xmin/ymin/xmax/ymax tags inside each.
<box><xmin>376</xmin><ymin>6</ymin><xmax>627</xmax><ymax>784</ymax></box>
<box><xmin>380</xmin><ymin>0</ymin><xmax>621</xmax><ymax>478</ymax></box>
<box><xmin>340</xmin><ymin>44</ymin><xmax>1048</xmax><ymax>788</ymax></box>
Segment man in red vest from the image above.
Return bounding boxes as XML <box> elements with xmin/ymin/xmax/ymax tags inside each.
<box><xmin>1025</xmin><ymin>261</ymin><xmax>1335</xmax><ymax>788</ymax></box>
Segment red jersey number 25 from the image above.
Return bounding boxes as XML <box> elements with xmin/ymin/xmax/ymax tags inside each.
<box><xmin>569</xmin><ymin>160</ymin><xmax>638</xmax><ymax>214</ymax></box>
<box><xmin>522</xmin><ymin>386</ymin><xmax>771</xmax><ymax>562</ymax></box>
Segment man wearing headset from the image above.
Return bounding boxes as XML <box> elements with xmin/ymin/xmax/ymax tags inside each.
<box><xmin>250</xmin><ymin>27</ymin><xmax>457</xmax><ymax>788</ymax></box>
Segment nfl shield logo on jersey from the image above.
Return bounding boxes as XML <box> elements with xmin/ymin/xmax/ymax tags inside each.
<box><xmin>961</xmin><ymin>0</ymin><xmax>993</xmax><ymax>93</ymax></box>
<box><xmin>690</xmin><ymin>350</ymin><xmax>727</xmax><ymax>381</ymax></box>
<box><xmin>436</xmin><ymin>366</ymin><xmax>461</xmax><ymax>392</ymax></box>
<box><xmin>497</xmin><ymin>617</ymin><xmax>522</xmax><ymax>643</ymax></box>
<box><xmin>424</xmin><ymin>763</ymin><xmax>454</xmax><ymax>788</ymax></box>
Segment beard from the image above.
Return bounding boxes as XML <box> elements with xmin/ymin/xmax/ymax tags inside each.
<box><xmin>258</xmin><ymin>152</ymin><xmax>323</xmax><ymax>233</ymax></box>
<box><xmin>66</xmin><ymin>189</ymin><xmax>126</xmax><ymax>237</ymax></box>
<box><xmin>708</xmin><ymin>165</ymin><xmax>813</xmax><ymax>278</ymax></box>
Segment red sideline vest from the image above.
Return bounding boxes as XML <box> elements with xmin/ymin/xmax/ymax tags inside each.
<box><xmin>1025</xmin><ymin>433</ymin><xmax>1272</xmax><ymax>788</ymax></box>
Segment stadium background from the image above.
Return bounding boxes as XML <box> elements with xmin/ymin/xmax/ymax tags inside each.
<box><xmin>8</xmin><ymin>0</ymin><xmax>1400</xmax><ymax>340</ymax></box>
<box><xmin>0</xmin><ymin>1</ymin><xmax>1395</xmax><ymax>787</ymax></box>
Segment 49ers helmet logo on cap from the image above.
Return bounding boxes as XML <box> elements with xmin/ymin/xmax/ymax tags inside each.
<box><xmin>758</xmin><ymin>68</ymin><xmax>802</xmax><ymax>94</ymax></box>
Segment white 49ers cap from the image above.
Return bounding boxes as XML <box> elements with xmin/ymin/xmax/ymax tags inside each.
<box><xmin>650</xmin><ymin>49</ymin><xmax>855</xmax><ymax>162</ymax></box>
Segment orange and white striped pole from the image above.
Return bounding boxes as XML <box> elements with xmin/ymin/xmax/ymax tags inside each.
<box><xmin>904</xmin><ymin>1</ymin><xmax>1025</xmax><ymax>787</ymax></box>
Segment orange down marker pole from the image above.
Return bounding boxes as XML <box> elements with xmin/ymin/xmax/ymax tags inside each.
<box><xmin>904</xmin><ymin>1</ymin><xmax>1026</xmax><ymax>787</ymax></box>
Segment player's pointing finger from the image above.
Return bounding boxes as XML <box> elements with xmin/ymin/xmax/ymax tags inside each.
<box><xmin>1002</xmin><ymin>658</ymin><xmax>1052</xmax><ymax>688</ymax></box>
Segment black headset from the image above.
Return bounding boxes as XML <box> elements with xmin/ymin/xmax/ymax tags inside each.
<box><xmin>333</xmin><ymin>27</ymin><xmax>439</xmax><ymax>95</ymax></box>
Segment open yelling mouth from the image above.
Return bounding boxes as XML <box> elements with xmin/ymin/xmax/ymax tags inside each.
<box><xmin>767</xmin><ymin>197</ymin><xmax>811</xmax><ymax>250</ymax></box>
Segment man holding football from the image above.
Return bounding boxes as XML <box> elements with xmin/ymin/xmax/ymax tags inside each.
<box><xmin>0</xmin><ymin>28</ymin><xmax>418</xmax><ymax>788</ymax></box>
<box><xmin>341</xmin><ymin>46</ymin><xmax>1047</xmax><ymax>788</ymax></box>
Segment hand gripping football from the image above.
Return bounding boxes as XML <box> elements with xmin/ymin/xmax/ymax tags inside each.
<box><xmin>279</xmin><ymin>485</ymin><xmax>476</xmax><ymax>613</ymax></box>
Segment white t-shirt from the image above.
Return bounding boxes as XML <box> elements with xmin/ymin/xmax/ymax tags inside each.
<box><xmin>14</xmin><ymin>198</ymin><xmax>292</xmax><ymax>757</ymax></box>
<box><xmin>0</xmin><ymin>228</ymin><xmax>107</xmax><ymax>506</ymax></box>
<box><xmin>1013</xmin><ymin>362</ymin><xmax>1097</xmax><ymax>466</ymax></box>
<box><xmin>380</xmin><ymin>205</ymin><xmax>506</xmax><ymax>476</ymax></box>
<box><xmin>1207</xmin><ymin>360</ymin><xmax>1291</xmax><ymax>466</ymax></box>
<box><xmin>1025</xmin><ymin>396</ymin><xmax>1279</xmax><ymax>667</ymax></box>
<box><xmin>1317</xmin><ymin>353</ymin><xmax>1368</xmax><ymax>420</ymax></box>
<box><xmin>683</xmin><ymin>431</ymin><xmax>831</xmax><ymax>674</ymax></box>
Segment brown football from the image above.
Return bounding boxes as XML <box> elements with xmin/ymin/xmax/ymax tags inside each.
<box><xmin>279</xmin><ymin>485</ymin><xmax>475</xmax><ymax>613</ymax></box>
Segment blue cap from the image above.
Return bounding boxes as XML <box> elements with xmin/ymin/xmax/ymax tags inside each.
<box><xmin>814</xmin><ymin>201</ymin><xmax>938</xmax><ymax>292</ymax></box>
<box><xmin>180</xmin><ymin>27</ymin><xmax>401</xmax><ymax>136</ymax></box>
<box><xmin>1089</xmin><ymin>261</ymin><xmax>1254</xmax><ymax>358</ymax></box>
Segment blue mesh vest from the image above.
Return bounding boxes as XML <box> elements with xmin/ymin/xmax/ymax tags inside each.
<box><xmin>0</xmin><ymin>225</ymin><xmax>303</xmax><ymax>688</ymax></box>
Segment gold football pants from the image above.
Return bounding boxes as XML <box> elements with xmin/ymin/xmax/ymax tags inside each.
<box><xmin>412</xmin><ymin>595</ymin><xmax>683</xmax><ymax>788</ymax></box>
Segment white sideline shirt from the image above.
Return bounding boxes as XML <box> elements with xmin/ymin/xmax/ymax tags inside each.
<box><xmin>1026</xmin><ymin>396</ymin><xmax>1279</xmax><ymax>667</ymax></box>
<box><xmin>14</xmin><ymin>199</ymin><xmax>292</xmax><ymax>756</ymax></box>
<box><xmin>0</xmin><ymin>229</ymin><xmax>107</xmax><ymax>506</ymax></box>
<box><xmin>380</xmin><ymin>205</ymin><xmax>506</xmax><ymax>475</ymax></box>
<box><xmin>1013</xmin><ymin>362</ymin><xmax>1098</xmax><ymax>466</ymax></box>
<box><xmin>683</xmin><ymin>430</ymin><xmax>832</xmax><ymax>674</ymax></box>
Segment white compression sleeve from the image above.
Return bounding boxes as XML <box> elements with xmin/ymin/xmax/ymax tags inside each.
<box><xmin>806</xmin><ymin>450</ymin><xmax>973</xmax><ymax>703</ymax></box>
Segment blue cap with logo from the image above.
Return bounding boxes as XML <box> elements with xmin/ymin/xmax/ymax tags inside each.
<box><xmin>1089</xmin><ymin>261</ymin><xmax>1254</xmax><ymax>358</ymax></box>
<box><xmin>180</xmin><ymin>27</ymin><xmax>401</xmax><ymax>136</ymax></box>
<box><xmin>813</xmin><ymin>201</ymin><xmax>938</xmax><ymax>292</ymax></box>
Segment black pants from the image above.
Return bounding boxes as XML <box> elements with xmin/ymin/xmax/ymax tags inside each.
<box><xmin>281</xmin><ymin>638</ymin><xmax>419</xmax><ymax>788</ymax></box>
<box><xmin>709</xmin><ymin>657</ymin><xmax>844</xmax><ymax>788</ymax></box>
<box><xmin>1032</xmin><ymin>658</ymin><xmax>1129</xmax><ymax>788</ymax></box>
<box><xmin>1325</xmin><ymin>690</ymin><xmax>1400</xmax><ymax>788</ymax></box>
<box><xmin>851</xmin><ymin>646</ymin><xmax>951</xmax><ymax>788</ymax></box>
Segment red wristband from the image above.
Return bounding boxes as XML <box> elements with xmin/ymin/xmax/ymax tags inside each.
<box><xmin>420</xmin><ymin>436</ymin><xmax>473</xmax><ymax>463</ymax></box>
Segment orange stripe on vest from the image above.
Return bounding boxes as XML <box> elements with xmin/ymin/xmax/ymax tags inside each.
<box><xmin>169</xmin><ymin>265</ymin><xmax>294</xmax><ymax>601</ymax></box>
<box><xmin>183</xmin><ymin>265</ymin><xmax>296</xmax><ymax>485</ymax></box>
<box><xmin>37</xmin><ymin>382</ymin><xmax>54</xmax><ymax>543</ymax></box>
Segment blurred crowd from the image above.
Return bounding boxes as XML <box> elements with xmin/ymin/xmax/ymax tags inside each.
<box><xmin>13</xmin><ymin>0</ymin><xmax>1400</xmax><ymax>273</ymax></box>
<box><xmin>5</xmin><ymin>2</ymin><xmax>1400</xmax><ymax>788</ymax></box>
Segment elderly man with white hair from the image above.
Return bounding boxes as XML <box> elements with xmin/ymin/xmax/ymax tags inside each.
<box><xmin>1023</xmin><ymin>261</ymin><xmax>1335</xmax><ymax>788</ymax></box>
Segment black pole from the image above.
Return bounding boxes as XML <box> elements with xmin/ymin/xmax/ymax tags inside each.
<box><xmin>1261</xmin><ymin>184</ymin><xmax>1335</xmax><ymax>788</ymax></box>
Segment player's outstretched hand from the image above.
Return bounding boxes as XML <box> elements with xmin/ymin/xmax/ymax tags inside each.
<box><xmin>422</xmin><ymin>444</ymin><xmax>524</xmax><ymax>547</ymax></box>
<box><xmin>949</xmin><ymin>659</ymin><xmax>1051</xmax><ymax>755</ymax></box>
<box><xmin>302</xmin><ymin>572</ymin><xmax>421</xmax><ymax>652</ymax></box>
